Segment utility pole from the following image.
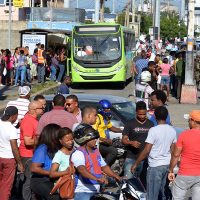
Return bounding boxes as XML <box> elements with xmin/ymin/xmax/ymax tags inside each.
<box><xmin>8</xmin><ymin>0</ymin><xmax>12</xmax><ymax>50</ymax></box>
<box><xmin>180</xmin><ymin>0</ymin><xmax>186</xmax><ymax>21</ymax></box>
<box><xmin>100</xmin><ymin>0</ymin><xmax>104</xmax><ymax>22</ymax></box>
<box><xmin>180</xmin><ymin>0</ymin><xmax>197</xmax><ymax>104</ymax></box>
<box><xmin>112</xmin><ymin>0</ymin><xmax>115</xmax><ymax>14</ymax></box>
<box><xmin>95</xmin><ymin>0</ymin><xmax>100</xmax><ymax>23</ymax></box>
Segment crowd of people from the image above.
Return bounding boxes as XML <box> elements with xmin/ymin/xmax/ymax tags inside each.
<box><xmin>0</xmin><ymin>44</ymin><xmax>68</xmax><ymax>87</ymax></box>
<box><xmin>0</xmin><ymin>83</ymin><xmax>199</xmax><ymax>200</ymax></box>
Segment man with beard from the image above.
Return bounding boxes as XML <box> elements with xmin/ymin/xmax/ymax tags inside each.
<box><xmin>122</xmin><ymin>101</ymin><xmax>154</xmax><ymax>179</ymax></box>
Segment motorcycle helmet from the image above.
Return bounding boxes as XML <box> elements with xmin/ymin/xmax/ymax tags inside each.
<box><xmin>98</xmin><ymin>99</ymin><xmax>112</xmax><ymax>120</ymax></box>
<box><xmin>73</xmin><ymin>123</ymin><xmax>99</xmax><ymax>146</ymax></box>
<box><xmin>140</xmin><ymin>71</ymin><xmax>151</xmax><ymax>83</ymax></box>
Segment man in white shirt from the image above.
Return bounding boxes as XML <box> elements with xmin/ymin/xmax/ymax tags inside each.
<box><xmin>0</xmin><ymin>106</ymin><xmax>24</xmax><ymax>200</ymax></box>
<box><xmin>6</xmin><ymin>86</ymin><xmax>31</xmax><ymax>143</ymax></box>
<box><xmin>131</xmin><ymin>106</ymin><xmax>177</xmax><ymax>200</ymax></box>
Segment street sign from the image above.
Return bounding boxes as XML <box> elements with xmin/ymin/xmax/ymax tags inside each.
<box><xmin>13</xmin><ymin>0</ymin><xmax>23</xmax><ymax>7</ymax></box>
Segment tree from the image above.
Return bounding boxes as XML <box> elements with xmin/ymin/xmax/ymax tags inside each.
<box><xmin>140</xmin><ymin>13</ymin><xmax>153</xmax><ymax>34</ymax></box>
<box><xmin>116</xmin><ymin>12</ymin><xmax>126</xmax><ymax>26</ymax></box>
<box><xmin>104</xmin><ymin>7</ymin><xmax>111</xmax><ymax>14</ymax></box>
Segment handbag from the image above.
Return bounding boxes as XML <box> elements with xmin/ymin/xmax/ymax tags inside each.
<box><xmin>50</xmin><ymin>162</ymin><xmax>75</xmax><ymax>199</ymax></box>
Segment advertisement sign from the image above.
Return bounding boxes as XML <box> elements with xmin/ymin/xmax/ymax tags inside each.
<box><xmin>22</xmin><ymin>34</ymin><xmax>46</xmax><ymax>55</ymax></box>
<box><xmin>13</xmin><ymin>0</ymin><xmax>24</xmax><ymax>7</ymax></box>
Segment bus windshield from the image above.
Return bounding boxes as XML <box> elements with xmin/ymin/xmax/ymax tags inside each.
<box><xmin>74</xmin><ymin>34</ymin><xmax>121</xmax><ymax>62</ymax></box>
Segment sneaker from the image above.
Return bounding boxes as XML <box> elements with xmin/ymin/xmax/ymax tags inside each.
<box><xmin>57</xmin><ymin>82</ymin><xmax>61</xmax><ymax>85</ymax></box>
<box><xmin>0</xmin><ymin>84</ymin><xmax>4</xmax><ymax>87</ymax></box>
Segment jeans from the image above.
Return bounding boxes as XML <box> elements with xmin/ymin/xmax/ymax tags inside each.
<box><xmin>74</xmin><ymin>192</ymin><xmax>95</xmax><ymax>200</ymax></box>
<box><xmin>15</xmin><ymin>66</ymin><xmax>27</xmax><ymax>86</ymax></box>
<box><xmin>37</xmin><ymin>63</ymin><xmax>45</xmax><ymax>83</ymax></box>
<box><xmin>0</xmin><ymin>158</ymin><xmax>16</xmax><ymax>200</ymax></box>
<box><xmin>57</xmin><ymin>64</ymin><xmax>65</xmax><ymax>82</ymax></box>
<box><xmin>172</xmin><ymin>175</ymin><xmax>200</xmax><ymax>200</ymax></box>
<box><xmin>50</xmin><ymin>65</ymin><xmax>57</xmax><ymax>81</ymax></box>
<box><xmin>21</xmin><ymin>157</ymin><xmax>33</xmax><ymax>200</ymax></box>
<box><xmin>99</xmin><ymin>143</ymin><xmax>118</xmax><ymax>166</ymax></box>
<box><xmin>146</xmin><ymin>165</ymin><xmax>169</xmax><ymax>200</ymax></box>
<box><xmin>124</xmin><ymin>157</ymin><xmax>144</xmax><ymax>179</ymax></box>
<box><xmin>26</xmin><ymin>68</ymin><xmax>31</xmax><ymax>83</ymax></box>
<box><xmin>30</xmin><ymin>177</ymin><xmax>60</xmax><ymax>200</ymax></box>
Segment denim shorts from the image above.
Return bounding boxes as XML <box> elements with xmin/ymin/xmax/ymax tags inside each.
<box><xmin>161</xmin><ymin>75</ymin><xmax>170</xmax><ymax>85</ymax></box>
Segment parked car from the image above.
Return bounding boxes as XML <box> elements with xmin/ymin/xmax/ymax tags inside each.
<box><xmin>44</xmin><ymin>93</ymin><xmax>136</xmax><ymax>139</ymax></box>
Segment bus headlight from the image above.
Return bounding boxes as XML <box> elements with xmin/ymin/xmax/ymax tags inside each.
<box><xmin>115</xmin><ymin>65</ymin><xmax>123</xmax><ymax>72</ymax></box>
<box><xmin>73</xmin><ymin>66</ymin><xmax>80</xmax><ymax>72</ymax></box>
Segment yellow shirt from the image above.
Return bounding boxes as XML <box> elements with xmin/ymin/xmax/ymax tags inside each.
<box><xmin>93</xmin><ymin>114</ymin><xmax>112</xmax><ymax>139</ymax></box>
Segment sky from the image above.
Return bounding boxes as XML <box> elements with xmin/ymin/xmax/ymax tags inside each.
<box><xmin>69</xmin><ymin>0</ymin><xmax>182</xmax><ymax>13</ymax></box>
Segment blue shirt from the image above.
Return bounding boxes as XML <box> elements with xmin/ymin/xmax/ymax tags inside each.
<box><xmin>135</xmin><ymin>58</ymin><xmax>148</xmax><ymax>81</ymax></box>
<box><xmin>148</xmin><ymin>114</ymin><xmax>171</xmax><ymax>126</ymax></box>
<box><xmin>32</xmin><ymin>144</ymin><xmax>52</xmax><ymax>171</ymax></box>
<box><xmin>57</xmin><ymin>84</ymin><xmax>70</xmax><ymax>94</ymax></box>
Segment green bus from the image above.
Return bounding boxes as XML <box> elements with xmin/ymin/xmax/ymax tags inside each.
<box><xmin>67</xmin><ymin>23</ymin><xmax>135</xmax><ymax>87</ymax></box>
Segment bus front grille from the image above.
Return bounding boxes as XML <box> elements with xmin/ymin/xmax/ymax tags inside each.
<box><xmin>80</xmin><ymin>75</ymin><xmax>115</xmax><ymax>80</ymax></box>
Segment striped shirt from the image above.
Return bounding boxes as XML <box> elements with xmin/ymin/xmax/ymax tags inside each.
<box><xmin>36</xmin><ymin>106</ymin><xmax>78</xmax><ymax>136</ymax></box>
<box><xmin>6</xmin><ymin>98</ymin><xmax>30</xmax><ymax>142</ymax></box>
<box><xmin>135</xmin><ymin>58</ymin><xmax>148</xmax><ymax>81</ymax></box>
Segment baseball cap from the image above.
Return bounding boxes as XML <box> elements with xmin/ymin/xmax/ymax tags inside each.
<box><xmin>18</xmin><ymin>86</ymin><xmax>31</xmax><ymax>97</ymax></box>
<box><xmin>1</xmin><ymin>106</ymin><xmax>18</xmax><ymax>121</ymax></box>
<box><xmin>189</xmin><ymin>110</ymin><xmax>200</xmax><ymax>122</ymax></box>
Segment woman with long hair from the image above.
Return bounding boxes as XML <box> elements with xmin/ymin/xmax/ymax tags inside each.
<box><xmin>30</xmin><ymin>124</ymin><xmax>61</xmax><ymax>200</ymax></box>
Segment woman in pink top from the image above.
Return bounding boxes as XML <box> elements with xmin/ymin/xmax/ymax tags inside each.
<box><xmin>5</xmin><ymin>50</ymin><xmax>15</xmax><ymax>86</ymax></box>
<box><xmin>157</xmin><ymin>57</ymin><xmax>174</xmax><ymax>101</ymax></box>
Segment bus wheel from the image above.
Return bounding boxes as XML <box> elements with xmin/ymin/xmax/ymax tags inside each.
<box><xmin>118</xmin><ymin>81</ymin><xmax>126</xmax><ymax>89</ymax></box>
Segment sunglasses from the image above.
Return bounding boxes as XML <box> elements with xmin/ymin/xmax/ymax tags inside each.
<box><xmin>66</xmin><ymin>103</ymin><xmax>72</xmax><ymax>107</ymax></box>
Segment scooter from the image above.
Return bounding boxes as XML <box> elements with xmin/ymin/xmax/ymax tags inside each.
<box><xmin>91</xmin><ymin>176</ymin><xmax>147</xmax><ymax>200</ymax></box>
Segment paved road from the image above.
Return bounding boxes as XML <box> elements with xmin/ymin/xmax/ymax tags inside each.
<box><xmin>1</xmin><ymin>80</ymin><xmax>200</xmax><ymax>128</ymax></box>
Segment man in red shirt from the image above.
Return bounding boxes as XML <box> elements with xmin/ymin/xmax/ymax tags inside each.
<box><xmin>19</xmin><ymin>101</ymin><xmax>44</xmax><ymax>200</ymax></box>
<box><xmin>168</xmin><ymin>110</ymin><xmax>200</xmax><ymax>200</ymax></box>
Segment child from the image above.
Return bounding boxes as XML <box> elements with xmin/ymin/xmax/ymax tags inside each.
<box><xmin>135</xmin><ymin>70</ymin><xmax>154</xmax><ymax>110</ymax></box>
<box><xmin>50</xmin><ymin>127</ymin><xmax>74</xmax><ymax>179</ymax></box>
<box><xmin>57</xmin><ymin>76</ymin><xmax>71</xmax><ymax>94</ymax></box>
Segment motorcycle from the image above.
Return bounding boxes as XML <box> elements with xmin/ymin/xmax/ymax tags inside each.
<box><xmin>91</xmin><ymin>176</ymin><xmax>147</xmax><ymax>200</ymax></box>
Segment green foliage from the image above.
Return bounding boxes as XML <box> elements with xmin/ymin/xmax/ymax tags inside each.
<box><xmin>104</xmin><ymin>7</ymin><xmax>111</xmax><ymax>14</ymax></box>
<box><xmin>160</xmin><ymin>12</ymin><xmax>187</xmax><ymax>39</ymax></box>
<box><xmin>117</xmin><ymin>12</ymin><xmax>125</xmax><ymax>26</ymax></box>
<box><xmin>139</xmin><ymin>12</ymin><xmax>187</xmax><ymax>39</ymax></box>
<box><xmin>140</xmin><ymin>13</ymin><xmax>153</xmax><ymax>34</ymax></box>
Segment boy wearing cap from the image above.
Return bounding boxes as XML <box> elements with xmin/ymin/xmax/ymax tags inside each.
<box><xmin>168</xmin><ymin>110</ymin><xmax>200</xmax><ymax>200</ymax></box>
<box><xmin>0</xmin><ymin>106</ymin><xmax>24</xmax><ymax>200</ymax></box>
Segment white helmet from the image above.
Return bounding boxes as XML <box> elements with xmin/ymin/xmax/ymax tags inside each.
<box><xmin>140</xmin><ymin>71</ymin><xmax>151</xmax><ymax>83</ymax></box>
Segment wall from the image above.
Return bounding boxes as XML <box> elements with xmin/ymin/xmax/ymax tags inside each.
<box><xmin>0</xmin><ymin>21</ymin><xmax>27</xmax><ymax>50</ymax></box>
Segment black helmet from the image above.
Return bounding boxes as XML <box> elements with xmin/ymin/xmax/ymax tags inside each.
<box><xmin>73</xmin><ymin>124</ymin><xmax>99</xmax><ymax>146</ymax></box>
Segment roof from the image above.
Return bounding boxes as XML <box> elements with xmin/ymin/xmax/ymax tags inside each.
<box><xmin>44</xmin><ymin>93</ymin><xmax>131</xmax><ymax>104</ymax></box>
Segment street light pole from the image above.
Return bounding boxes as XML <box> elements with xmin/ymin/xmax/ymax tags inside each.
<box><xmin>95</xmin><ymin>0</ymin><xmax>100</xmax><ymax>23</ymax></box>
<box><xmin>8</xmin><ymin>0</ymin><xmax>12</xmax><ymax>50</ymax></box>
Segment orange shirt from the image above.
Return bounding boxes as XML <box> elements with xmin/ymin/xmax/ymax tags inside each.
<box><xmin>19</xmin><ymin>113</ymin><xmax>38</xmax><ymax>157</ymax></box>
<box><xmin>176</xmin><ymin>129</ymin><xmax>200</xmax><ymax>176</ymax></box>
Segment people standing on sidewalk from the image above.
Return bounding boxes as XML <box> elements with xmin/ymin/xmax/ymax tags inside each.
<box><xmin>157</xmin><ymin>57</ymin><xmax>174</xmax><ymax>101</ymax></box>
<box><xmin>56</xmin><ymin>48</ymin><xmax>67</xmax><ymax>84</ymax></box>
<box><xmin>0</xmin><ymin>49</ymin><xmax>6</xmax><ymax>86</ymax></box>
<box><xmin>36</xmin><ymin>94</ymin><xmax>77</xmax><ymax>136</ymax></box>
<box><xmin>175</xmin><ymin>53</ymin><xmax>185</xmax><ymax>101</ymax></box>
<box><xmin>72</xmin><ymin>124</ymin><xmax>121</xmax><ymax>200</ymax></box>
<box><xmin>131</xmin><ymin>106</ymin><xmax>177</xmax><ymax>200</ymax></box>
<box><xmin>19</xmin><ymin>101</ymin><xmax>44</xmax><ymax>200</ymax></box>
<box><xmin>0</xmin><ymin>106</ymin><xmax>24</xmax><ymax>200</ymax></box>
<box><xmin>31</xmin><ymin>49</ymin><xmax>38</xmax><ymax>81</ymax></box>
<box><xmin>14</xmin><ymin>50</ymin><xmax>27</xmax><ymax>86</ymax></box>
<box><xmin>168</xmin><ymin>110</ymin><xmax>200</xmax><ymax>200</ymax></box>
<box><xmin>37</xmin><ymin>44</ymin><xmax>47</xmax><ymax>84</ymax></box>
<box><xmin>65</xmin><ymin>95</ymin><xmax>82</xmax><ymax>123</ymax></box>
<box><xmin>122</xmin><ymin>101</ymin><xmax>154</xmax><ymax>179</ymax></box>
